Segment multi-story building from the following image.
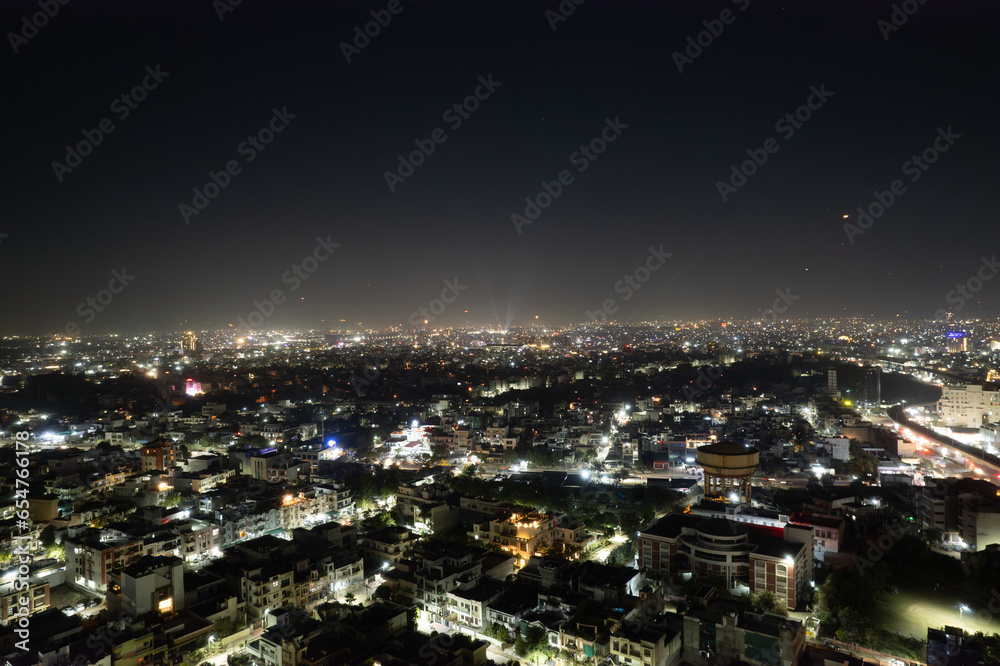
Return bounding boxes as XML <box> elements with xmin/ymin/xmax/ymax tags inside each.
<box><xmin>359</xmin><ymin>527</ymin><xmax>412</xmax><ymax>569</ymax></box>
<box><xmin>0</xmin><ymin>576</ymin><xmax>50</xmax><ymax>625</ymax></box>
<box><xmin>106</xmin><ymin>555</ymin><xmax>185</xmax><ymax>618</ymax></box>
<box><xmin>396</xmin><ymin>481</ymin><xmax>460</xmax><ymax>534</ymax></box>
<box><xmin>141</xmin><ymin>441</ymin><xmax>176</xmax><ymax>472</ymax></box>
<box><xmin>489</xmin><ymin>510</ymin><xmax>555</xmax><ymax>567</ymax></box>
<box><xmin>240</xmin><ymin>562</ymin><xmax>296</xmax><ymax>621</ymax></box>
<box><xmin>681</xmin><ymin>604</ymin><xmax>805</xmax><ymax>666</ymax></box>
<box><xmin>638</xmin><ymin>515</ymin><xmax>811</xmax><ymax>610</ymax></box>
<box><xmin>552</xmin><ymin>514</ymin><xmax>590</xmax><ymax>552</ymax></box>
<box><xmin>446</xmin><ymin>581</ymin><xmax>504</xmax><ymax>633</ymax></box>
<box><xmin>172</xmin><ymin>518</ymin><xmax>221</xmax><ymax>562</ymax></box>
<box><xmin>827</xmin><ymin>364</ymin><xmax>881</xmax><ymax>406</ymax></box>
<box><xmin>611</xmin><ymin>621</ymin><xmax>683</xmax><ymax>666</ymax></box>
<box><xmin>787</xmin><ymin>513</ymin><xmax>844</xmax><ymax>562</ymax></box>
<box><xmin>946</xmin><ymin>331</ymin><xmax>970</xmax><ymax>354</ymax></box>
<box><xmin>66</xmin><ymin>528</ymin><xmax>145</xmax><ymax>593</ymax></box>
<box><xmin>326</xmin><ymin>551</ymin><xmax>365</xmax><ymax>599</ymax></box>
<box><xmin>938</xmin><ymin>384</ymin><xmax>1000</xmax><ymax>428</ymax></box>
<box><xmin>387</xmin><ymin>541</ymin><xmax>512</xmax><ymax>626</ymax></box>
<box><xmin>917</xmin><ymin>477</ymin><xmax>1000</xmax><ymax>547</ymax></box>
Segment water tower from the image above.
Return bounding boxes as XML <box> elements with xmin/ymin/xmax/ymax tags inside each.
<box><xmin>695</xmin><ymin>441</ymin><xmax>760</xmax><ymax>503</ymax></box>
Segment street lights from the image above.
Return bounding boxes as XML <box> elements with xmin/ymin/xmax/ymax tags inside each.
<box><xmin>959</xmin><ymin>604</ymin><xmax>970</xmax><ymax>622</ymax></box>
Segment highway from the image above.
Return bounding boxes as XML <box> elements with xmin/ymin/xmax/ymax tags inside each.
<box><xmin>887</xmin><ymin>405</ymin><xmax>1000</xmax><ymax>485</ymax></box>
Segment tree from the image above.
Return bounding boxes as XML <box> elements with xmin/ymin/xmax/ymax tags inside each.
<box><xmin>607</xmin><ymin>542</ymin><xmax>636</xmax><ymax>566</ymax></box>
<box><xmin>844</xmin><ymin>440</ymin><xmax>878</xmax><ymax>478</ymax></box>
<box><xmin>344</xmin><ymin>592</ymin><xmax>356</xmax><ymax>605</ymax></box>
<box><xmin>407</xmin><ymin>605</ymin><xmax>419</xmax><ymax>632</ymax></box>
<box><xmin>40</xmin><ymin>525</ymin><xmax>57</xmax><ymax>549</ymax></box>
<box><xmin>431</xmin><ymin>443</ymin><xmax>450</xmax><ymax>463</ymax></box>
<box><xmin>970</xmin><ymin>632</ymin><xmax>1000</xmax><ymax>664</ymax></box>
<box><xmin>214</xmin><ymin>616</ymin><xmax>239</xmax><ymax>638</ymax></box>
<box><xmin>484</xmin><ymin>622</ymin><xmax>514</xmax><ymax>644</ymax></box>
<box><xmin>237</xmin><ymin>434</ymin><xmax>268</xmax><ymax>449</ymax></box>
<box><xmin>748</xmin><ymin>590</ymin><xmax>788</xmax><ymax>616</ymax></box>
<box><xmin>515</xmin><ymin>624</ymin><xmax>555</xmax><ymax>663</ymax></box>
<box><xmin>365</xmin><ymin>511</ymin><xmax>395</xmax><ymax>530</ymax></box>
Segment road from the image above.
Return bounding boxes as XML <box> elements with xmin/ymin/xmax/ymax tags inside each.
<box><xmin>586</xmin><ymin>534</ymin><xmax>628</xmax><ymax>563</ymax></box>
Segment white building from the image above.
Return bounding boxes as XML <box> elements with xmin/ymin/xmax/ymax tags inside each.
<box><xmin>938</xmin><ymin>384</ymin><xmax>1000</xmax><ymax>428</ymax></box>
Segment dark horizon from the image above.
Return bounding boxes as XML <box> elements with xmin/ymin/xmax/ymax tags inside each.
<box><xmin>3</xmin><ymin>0</ymin><xmax>998</xmax><ymax>336</ymax></box>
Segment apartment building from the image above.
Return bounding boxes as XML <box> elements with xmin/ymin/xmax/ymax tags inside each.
<box><xmin>638</xmin><ymin>514</ymin><xmax>811</xmax><ymax>610</ymax></box>
<box><xmin>489</xmin><ymin>510</ymin><xmax>555</xmax><ymax>567</ymax></box>
<box><xmin>938</xmin><ymin>384</ymin><xmax>1000</xmax><ymax>428</ymax></box>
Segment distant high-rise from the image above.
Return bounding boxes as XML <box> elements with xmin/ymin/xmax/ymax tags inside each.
<box><xmin>946</xmin><ymin>331</ymin><xmax>970</xmax><ymax>353</ymax></box>
<box><xmin>828</xmin><ymin>364</ymin><xmax>881</xmax><ymax>406</ymax></box>
<box><xmin>181</xmin><ymin>331</ymin><xmax>201</xmax><ymax>354</ymax></box>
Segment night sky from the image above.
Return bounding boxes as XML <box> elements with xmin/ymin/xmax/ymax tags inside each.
<box><xmin>2</xmin><ymin>0</ymin><xmax>998</xmax><ymax>335</ymax></box>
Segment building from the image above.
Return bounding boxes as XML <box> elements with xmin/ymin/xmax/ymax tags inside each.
<box><xmin>447</xmin><ymin>581</ymin><xmax>504</xmax><ymax>634</ymax></box>
<box><xmin>938</xmin><ymin>384</ymin><xmax>1000</xmax><ymax>428</ymax></box>
<box><xmin>181</xmin><ymin>331</ymin><xmax>200</xmax><ymax>354</ymax></box>
<box><xmin>66</xmin><ymin>529</ymin><xmax>145</xmax><ymax>593</ymax></box>
<box><xmin>172</xmin><ymin>518</ymin><xmax>221</xmax><ymax>563</ymax></box>
<box><xmin>917</xmin><ymin>477</ymin><xmax>1000</xmax><ymax>548</ymax></box>
<box><xmin>359</xmin><ymin>527</ymin><xmax>413</xmax><ymax>569</ymax></box>
<box><xmin>827</xmin><ymin>364</ymin><xmax>881</xmax><ymax>406</ymax></box>
<box><xmin>107</xmin><ymin>555</ymin><xmax>185</xmax><ymax>618</ymax></box>
<box><xmin>0</xmin><ymin>575</ymin><xmax>50</xmax><ymax>625</ymax></box>
<box><xmin>695</xmin><ymin>442</ymin><xmax>759</xmax><ymax>504</ymax></box>
<box><xmin>239</xmin><ymin>561</ymin><xmax>296</xmax><ymax>622</ymax></box>
<box><xmin>787</xmin><ymin>513</ymin><xmax>844</xmax><ymax>562</ymax></box>
<box><xmin>395</xmin><ymin>481</ymin><xmax>461</xmax><ymax>535</ymax></box>
<box><xmin>682</xmin><ymin>603</ymin><xmax>806</xmax><ymax>666</ymax></box>
<box><xmin>611</xmin><ymin>621</ymin><xmax>682</xmax><ymax>666</ymax></box>
<box><xmin>386</xmin><ymin>541</ymin><xmax>512</xmax><ymax>626</ymax></box>
<box><xmin>141</xmin><ymin>441</ymin><xmax>176</xmax><ymax>472</ymax></box>
<box><xmin>638</xmin><ymin>514</ymin><xmax>811</xmax><ymax>610</ymax></box>
<box><xmin>489</xmin><ymin>511</ymin><xmax>555</xmax><ymax>567</ymax></box>
<box><xmin>946</xmin><ymin>331</ymin><xmax>970</xmax><ymax>354</ymax></box>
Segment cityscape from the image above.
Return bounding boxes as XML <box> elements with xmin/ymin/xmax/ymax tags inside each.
<box><xmin>3</xmin><ymin>321</ymin><xmax>1000</xmax><ymax>666</ymax></box>
<box><xmin>2</xmin><ymin>2</ymin><xmax>999</xmax><ymax>666</ymax></box>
